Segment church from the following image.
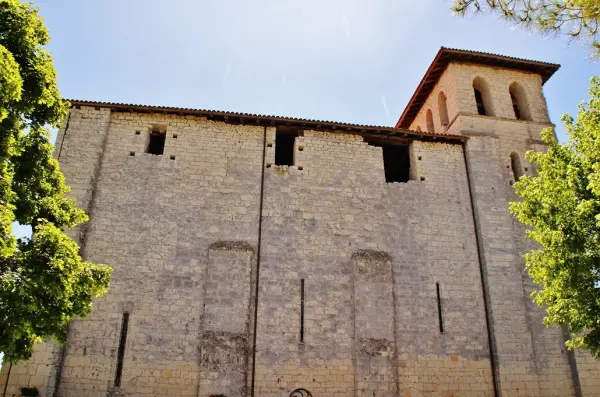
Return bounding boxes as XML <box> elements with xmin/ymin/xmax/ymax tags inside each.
<box><xmin>2</xmin><ymin>47</ymin><xmax>600</xmax><ymax>397</ymax></box>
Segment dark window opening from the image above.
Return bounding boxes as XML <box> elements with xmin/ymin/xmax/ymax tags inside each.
<box><xmin>511</xmin><ymin>152</ymin><xmax>524</xmax><ymax>182</ymax></box>
<box><xmin>147</xmin><ymin>131</ymin><xmax>166</xmax><ymax>155</ymax></box>
<box><xmin>300</xmin><ymin>279</ymin><xmax>305</xmax><ymax>343</ymax></box>
<box><xmin>474</xmin><ymin>88</ymin><xmax>487</xmax><ymax>116</ymax></box>
<box><xmin>114</xmin><ymin>312</ymin><xmax>130</xmax><ymax>387</ymax></box>
<box><xmin>275</xmin><ymin>127</ymin><xmax>299</xmax><ymax>166</ymax></box>
<box><xmin>383</xmin><ymin>145</ymin><xmax>410</xmax><ymax>183</ymax></box>
<box><xmin>511</xmin><ymin>93</ymin><xmax>521</xmax><ymax>120</ymax></box>
<box><xmin>436</xmin><ymin>283</ymin><xmax>444</xmax><ymax>333</ymax></box>
<box><xmin>19</xmin><ymin>387</ymin><xmax>39</xmax><ymax>397</ymax></box>
<box><xmin>367</xmin><ymin>140</ymin><xmax>411</xmax><ymax>183</ymax></box>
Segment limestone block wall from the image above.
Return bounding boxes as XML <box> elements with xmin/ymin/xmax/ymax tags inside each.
<box><xmin>410</xmin><ymin>63</ymin><xmax>552</xmax><ymax>135</ymax></box>
<box><xmin>3</xmin><ymin>100</ymin><xmax>600</xmax><ymax>397</ymax></box>
<box><xmin>465</xmin><ymin>135</ymin><xmax>541</xmax><ymax>396</ymax></box>
<box><xmin>199</xmin><ymin>242</ymin><xmax>255</xmax><ymax>397</ymax></box>
<box><xmin>255</xmin><ymin>129</ymin><xmax>493</xmax><ymax>397</ymax></box>
<box><xmin>450</xmin><ymin>63</ymin><xmax>551</xmax><ymax>123</ymax></box>
<box><xmin>352</xmin><ymin>250</ymin><xmax>397</xmax><ymax>397</ymax></box>
<box><xmin>4</xmin><ymin>108</ymin><xmax>265</xmax><ymax>397</ymax></box>
<box><xmin>409</xmin><ymin>58</ymin><xmax>600</xmax><ymax>396</ymax></box>
<box><xmin>576</xmin><ymin>351</ymin><xmax>600</xmax><ymax>394</ymax></box>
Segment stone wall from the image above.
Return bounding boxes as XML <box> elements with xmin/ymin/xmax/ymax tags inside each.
<box><xmin>255</xmin><ymin>129</ymin><xmax>493</xmax><ymax>397</ymax></box>
<box><xmin>3</xmin><ymin>57</ymin><xmax>600</xmax><ymax>397</ymax></box>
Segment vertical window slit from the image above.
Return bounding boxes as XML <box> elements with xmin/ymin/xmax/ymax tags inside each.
<box><xmin>511</xmin><ymin>152</ymin><xmax>524</xmax><ymax>182</ymax></box>
<box><xmin>114</xmin><ymin>312</ymin><xmax>130</xmax><ymax>387</ymax></box>
<box><xmin>300</xmin><ymin>279</ymin><xmax>305</xmax><ymax>343</ymax></box>
<box><xmin>436</xmin><ymin>283</ymin><xmax>444</xmax><ymax>333</ymax></box>
<box><xmin>474</xmin><ymin>88</ymin><xmax>487</xmax><ymax>116</ymax></box>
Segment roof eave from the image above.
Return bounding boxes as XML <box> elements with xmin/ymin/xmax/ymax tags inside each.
<box><xmin>65</xmin><ymin>99</ymin><xmax>467</xmax><ymax>144</ymax></box>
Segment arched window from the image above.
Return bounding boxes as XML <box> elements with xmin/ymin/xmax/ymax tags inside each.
<box><xmin>438</xmin><ymin>91</ymin><xmax>449</xmax><ymax>129</ymax></box>
<box><xmin>426</xmin><ymin>109</ymin><xmax>435</xmax><ymax>133</ymax></box>
<box><xmin>509</xmin><ymin>82</ymin><xmax>531</xmax><ymax>121</ymax></box>
<box><xmin>510</xmin><ymin>152</ymin><xmax>524</xmax><ymax>182</ymax></box>
<box><xmin>473</xmin><ymin>77</ymin><xmax>494</xmax><ymax>116</ymax></box>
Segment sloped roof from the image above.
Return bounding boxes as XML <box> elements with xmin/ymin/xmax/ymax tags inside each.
<box><xmin>67</xmin><ymin>99</ymin><xmax>465</xmax><ymax>143</ymax></box>
<box><xmin>395</xmin><ymin>47</ymin><xmax>560</xmax><ymax>129</ymax></box>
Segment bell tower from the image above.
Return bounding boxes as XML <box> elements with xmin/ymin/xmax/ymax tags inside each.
<box><xmin>397</xmin><ymin>48</ymin><xmax>596</xmax><ymax>396</ymax></box>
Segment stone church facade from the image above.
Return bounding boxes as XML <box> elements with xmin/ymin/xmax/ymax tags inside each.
<box><xmin>2</xmin><ymin>47</ymin><xmax>600</xmax><ymax>397</ymax></box>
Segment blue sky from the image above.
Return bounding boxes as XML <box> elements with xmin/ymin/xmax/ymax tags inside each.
<box><xmin>33</xmin><ymin>0</ymin><xmax>597</xmax><ymax>141</ymax></box>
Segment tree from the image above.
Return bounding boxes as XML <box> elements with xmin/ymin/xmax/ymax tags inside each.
<box><xmin>0</xmin><ymin>0</ymin><xmax>111</xmax><ymax>362</ymax></box>
<box><xmin>453</xmin><ymin>0</ymin><xmax>600</xmax><ymax>57</ymax></box>
<box><xmin>510</xmin><ymin>77</ymin><xmax>600</xmax><ymax>358</ymax></box>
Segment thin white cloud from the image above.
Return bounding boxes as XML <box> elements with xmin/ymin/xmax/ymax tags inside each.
<box><xmin>341</xmin><ymin>12</ymin><xmax>351</xmax><ymax>38</ymax></box>
<box><xmin>381</xmin><ymin>94</ymin><xmax>391</xmax><ymax>124</ymax></box>
<box><xmin>222</xmin><ymin>62</ymin><xmax>231</xmax><ymax>85</ymax></box>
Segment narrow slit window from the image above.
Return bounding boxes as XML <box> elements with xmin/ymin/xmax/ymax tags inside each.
<box><xmin>114</xmin><ymin>312</ymin><xmax>130</xmax><ymax>387</ymax></box>
<box><xmin>300</xmin><ymin>279</ymin><xmax>305</xmax><ymax>343</ymax></box>
<box><xmin>436</xmin><ymin>283</ymin><xmax>444</xmax><ymax>333</ymax></box>
<box><xmin>275</xmin><ymin>127</ymin><xmax>299</xmax><ymax>166</ymax></box>
<box><xmin>474</xmin><ymin>88</ymin><xmax>486</xmax><ymax>116</ymax></box>
<box><xmin>511</xmin><ymin>92</ymin><xmax>521</xmax><ymax>120</ymax></box>
<box><xmin>473</xmin><ymin>77</ymin><xmax>494</xmax><ymax>117</ymax></box>
<box><xmin>146</xmin><ymin>130</ymin><xmax>166</xmax><ymax>155</ymax></box>
<box><xmin>510</xmin><ymin>152</ymin><xmax>524</xmax><ymax>182</ymax></box>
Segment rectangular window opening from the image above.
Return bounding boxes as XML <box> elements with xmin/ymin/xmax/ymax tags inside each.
<box><xmin>275</xmin><ymin>127</ymin><xmax>299</xmax><ymax>166</ymax></box>
<box><xmin>367</xmin><ymin>140</ymin><xmax>411</xmax><ymax>183</ymax></box>
<box><xmin>146</xmin><ymin>130</ymin><xmax>166</xmax><ymax>155</ymax></box>
<box><xmin>300</xmin><ymin>279</ymin><xmax>305</xmax><ymax>343</ymax></box>
<box><xmin>436</xmin><ymin>283</ymin><xmax>444</xmax><ymax>333</ymax></box>
<box><xmin>114</xmin><ymin>312</ymin><xmax>130</xmax><ymax>387</ymax></box>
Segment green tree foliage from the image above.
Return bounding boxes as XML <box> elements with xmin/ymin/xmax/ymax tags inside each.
<box><xmin>510</xmin><ymin>77</ymin><xmax>600</xmax><ymax>357</ymax></box>
<box><xmin>453</xmin><ymin>0</ymin><xmax>600</xmax><ymax>56</ymax></box>
<box><xmin>0</xmin><ymin>0</ymin><xmax>111</xmax><ymax>362</ymax></box>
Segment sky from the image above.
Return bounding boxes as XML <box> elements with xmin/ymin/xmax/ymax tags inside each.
<box><xmin>31</xmin><ymin>0</ymin><xmax>598</xmax><ymax>142</ymax></box>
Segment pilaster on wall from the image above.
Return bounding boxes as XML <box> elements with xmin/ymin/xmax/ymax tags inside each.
<box><xmin>54</xmin><ymin>106</ymin><xmax>112</xmax><ymax>245</ymax></box>
<box><xmin>464</xmin><ymin>135</ymin><xmax>541</xmax><ymax>397</ymax></box>
<box><xmin>352</xmin><ymin>250</ymin><xmax>397</xmax><ymax>397</ymax></box>
<box><xmin>198</xmin><ymin>242</ymin><xmax>255</xmax><ymax>397</ymax></box>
